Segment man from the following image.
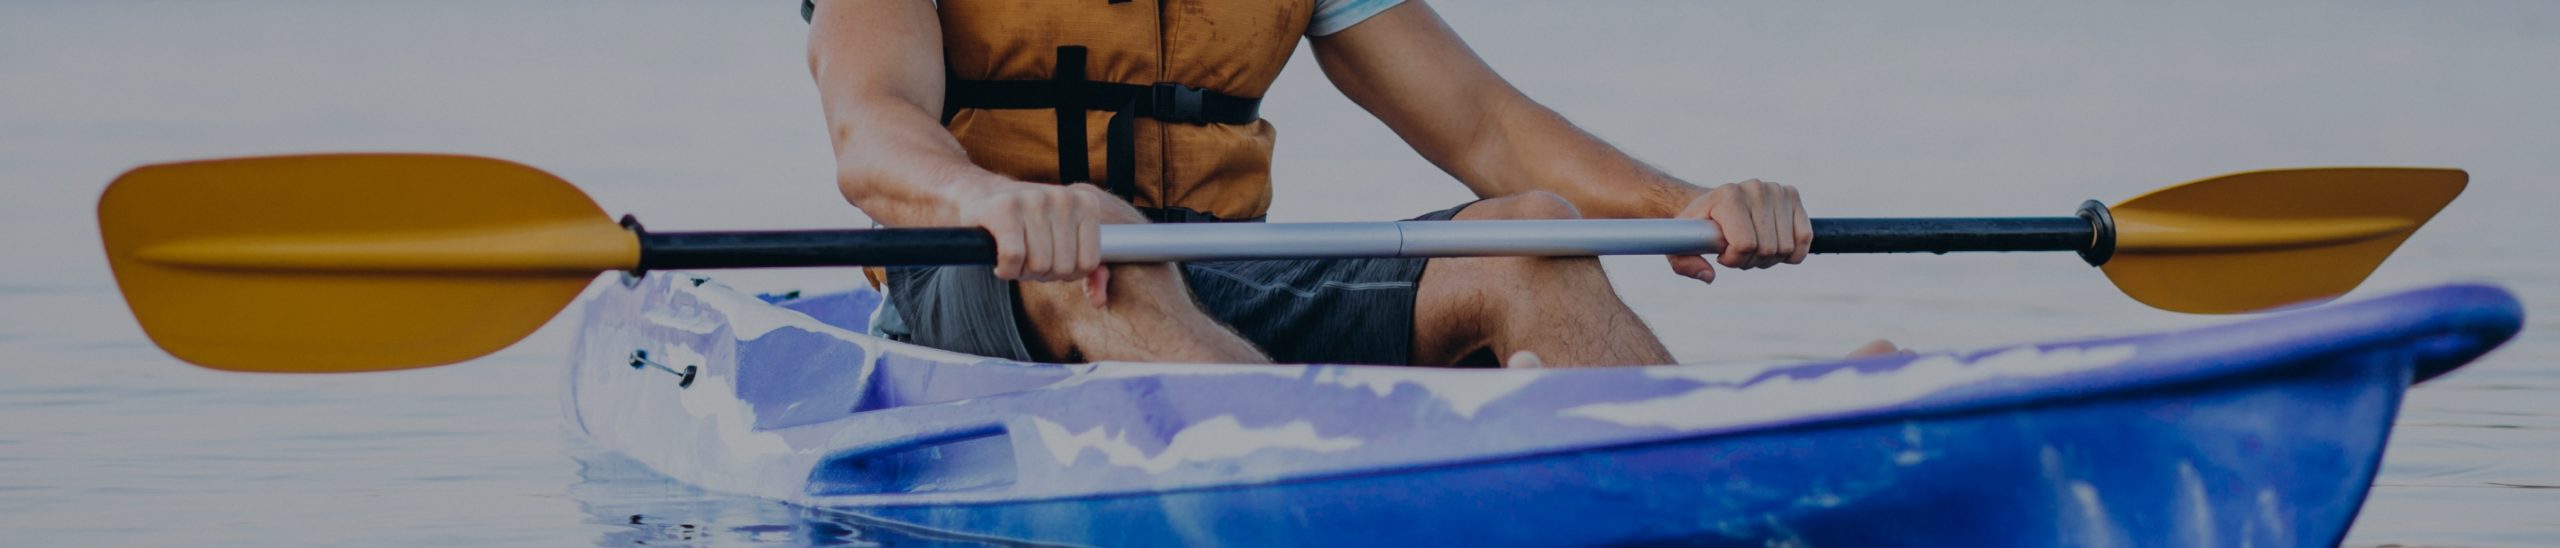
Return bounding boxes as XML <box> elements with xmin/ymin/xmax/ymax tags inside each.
<box><xmin>806</xmin><ymin>0</ymin><xmax>1887</xmax><ymax>367</ymax></box>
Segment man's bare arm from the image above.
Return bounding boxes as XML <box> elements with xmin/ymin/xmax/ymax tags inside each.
<box><xmin>1311</xmin><ymin>1</ymin><xmax>1810</xmax><ymax>279</ymax></box>
<box><xmin>1309</xmin><ymin>2</ymin><xmax>1701</xmax><ymax>219</ymax></box>
<box><xmin>809</xmin><ymin>0</ymin><xmax>1135</xmax><ymax>287</ymax></box>
<box><xmin>808</xmin><ymin>0</ymin><xmax>986</xmax><ymax>227</ymax></box>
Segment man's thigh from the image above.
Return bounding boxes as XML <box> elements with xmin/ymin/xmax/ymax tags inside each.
<box><xmin>1179</xmin><ymin>203</ymin><xmax>1473</xmax><ymax>365</ymax></box>
<box><xmin>1180</xmin><ymin>256</ymin><xmax>1427</xmax><ymax>365</ymax></box>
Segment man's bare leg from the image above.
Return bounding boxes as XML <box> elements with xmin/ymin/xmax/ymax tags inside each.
<box><xmin>1016</xmin><ymin>263</ymin><xmax>1269</xmax><ymax>364</ymax></box>
<box><xmin>1412</xmin><ymin>192</ymin><xmax>1676</xmax><ymax>367</ymax></box>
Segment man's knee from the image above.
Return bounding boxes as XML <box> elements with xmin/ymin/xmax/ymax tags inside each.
<box><xmin>1430</xmin><ymin>250</ymin><xmax>1604</xmax><ymax>296</ymax></box>
<box><xmin>1018</xmin><ymin>263</ymin><xmax>1187</xmax><ymax>319</ymax></box>
<box><xmin>1433</xmin><ymin>192</ymin><xmax>1611</xmax><ymax>288</ymax></box>
<box><xmin>1459</xmin><ymin>190</ymin><xmax>1583</xmax><ymax>221</ymax></box>
<box><xmin>1013</xmin><ymin>263</ymin><xmax>1269</xmax><ymax>363</ymax></box>
<box><xmin>1010</xmin><ymin>264</ymin><xmax>1171</xmax><ymax>355</ymax></box>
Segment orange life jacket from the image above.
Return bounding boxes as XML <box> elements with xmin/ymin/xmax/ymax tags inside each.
<box><xmin>810</xmin><ymin>0</ymin><xmax>1315</xmax><ymax>223</ymax></box>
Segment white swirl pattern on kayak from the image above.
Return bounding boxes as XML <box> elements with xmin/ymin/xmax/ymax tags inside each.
<box><xmin>1561</xmin><ymin>344</ymin><xmax>2138</xmax><ymax>431</ymax></box>
<box><xmin>1065</xmin><ymin>363</ymin><xmax>1547</xmax><ymax>420</ymax></box>
<box><xmin>1030</xmin><ymin>415</ymin><xmax>1363</xmax><ymax>474</ymax></box>
<box><xmin>1314</xmin><ymin>367</ymin><xmax>1546</xmax><ymax>419</ymax></box>
<box><xmin>688</xmin><ymin>279</ymin><xmax>828</xmax><ymax>340</ymax></box>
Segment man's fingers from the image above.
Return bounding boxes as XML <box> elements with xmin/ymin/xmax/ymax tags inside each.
<box><xmin>985</xmin><ymin>216</ymin><xmax>1027</xmax><ymax>280</ymax></box>
<box><xmin>1767</xmin><ymin>184</ymin><xmax>1800</xmax><ymax>266</ymax></box>
<box><xmin>1749</xmin><ymin>182</ymin><xmax>1781</xmax><ymax>269</ymax></box>
<box><xmin>1687</xmin><ymin>178</ymin><xmax>1814</xmax><ymax>273</ymax></box>
<box><xmin>1019</xmin><ymin>195</ymin><xmax>1058</xmax><ymax>281</ymax></box>
<box><xmin>1048</xmin><ymin>191</ymin><xmax>1082</xmax><ymax>280</ymax></box>
<box><xmin>1669</xmin><ymin>254</ymin><xmax>1716</xmax><ymax>284</ymax></box>
<box><xmin>1084</xmin><ymin>267</ymin><xmax>1111</xmax><ymax>308</ymax></box>
<box><xmin>1712</xmin><ymin>196</ymin><xmax>1757</xmax><ymax>269</ymax></box>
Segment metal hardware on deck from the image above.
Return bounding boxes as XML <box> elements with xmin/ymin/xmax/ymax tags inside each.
<box><xmin>626</xmin><ymin>350</ymin><xmax>697</xmax><ymax>388</ymax></box>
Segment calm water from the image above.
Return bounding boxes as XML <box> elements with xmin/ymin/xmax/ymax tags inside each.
<box><xmin>4</xmin><ymin>1</ymin><xmax>2554</xmax><ymax>545</ymax></box>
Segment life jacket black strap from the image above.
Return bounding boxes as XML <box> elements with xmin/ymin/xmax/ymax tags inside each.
<box><xmin>943</xmin><ymin>79</ymin><xmax>1262</xmax><ymax>125</ymax></box>
<box><xmin>1053</xmin><ymin>47</ymin><xmax>1094</xmax><ymax>197</ymax></box>
<box><xmin>942</xmin><ymin>46</ymin><xmax>1263</xmax><ymax>223</ymax></box>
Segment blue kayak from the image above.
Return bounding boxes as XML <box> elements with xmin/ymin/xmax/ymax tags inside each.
<box><xmin>565</xmin><ymin>272</ymin><xmax>2519</xmax><ymax>546</ymax></box>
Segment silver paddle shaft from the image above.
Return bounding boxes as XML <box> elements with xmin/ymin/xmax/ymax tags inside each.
<box><xmin>1098</xmin><ymin>219</ymin><xmax>1721</xmax><ymax>262</ymax></box>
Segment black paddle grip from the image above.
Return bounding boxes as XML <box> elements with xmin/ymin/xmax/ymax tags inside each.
<box><xmin>631</xmin><ymin>221</ymin><xmax>996</xmax><ymax>271</ymax></box>
<box><xmin>1810</xmin><ymin>206</ymin><xmax>2111</xmax><ymax>266</ymax></box>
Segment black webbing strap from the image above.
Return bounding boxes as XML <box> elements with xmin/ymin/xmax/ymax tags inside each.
<box><xmin>942</xmin><ymin>77</ymin><xmax>1262</xmax><ymax>124</ymax></box>
<box><xmin>943</xmin><ymin>46</ymin><xmax>1262</xmax><ymax>221</ymax></box>
<box><xmin>1054</xmin><ymin>47</ymin><xmax>1093</xmax><ymax>196</ymax></box>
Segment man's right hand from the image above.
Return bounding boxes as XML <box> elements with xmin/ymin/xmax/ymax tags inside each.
<box><xmin>951</xmin><ymin>181</ymin><xmax>1145</xmax><ymax>305</ymax></box>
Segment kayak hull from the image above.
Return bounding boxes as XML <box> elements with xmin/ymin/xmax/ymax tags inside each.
<box><xmin>858</xmin><ymin>357</ymin><xmax>2402</xmax><ymax>546</ymax></box>
<box><xmin>565</xmin><ymin>273</ymin><xmax>2519</xmax><ymax>546</ymax></box>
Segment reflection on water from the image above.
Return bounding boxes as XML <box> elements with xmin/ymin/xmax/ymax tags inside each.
<box><xmin>570</xmin><ymin>440</ymin><xmax>812</xmax><ymax>546</ymax></box>
<box><xmin>568</xmin><ymin>435</ymin><xmax>1039</xmax><ymax>547</ymax></box>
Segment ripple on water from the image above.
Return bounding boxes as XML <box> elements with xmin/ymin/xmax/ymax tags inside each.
<box><xmin>2378</xmin><ymin>379</ymin><xmax>2560</xmax><ymax>499</ymax></box>
<box><xmin>2345</xmin><ymin>483</ymin><xmax>2560</xmax><ymax>547</ymax></box>
<box><xmin>564</xmin><ymin>436</ymin><xmax>1024</xmax><ymax>546</ymax></box>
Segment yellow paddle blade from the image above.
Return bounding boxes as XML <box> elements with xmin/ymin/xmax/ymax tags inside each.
<box><xmin>2102</xmin><ymin>167</ymin><xmax>2466</xmax><ymax>314</ymax></box>
<box><xmin>98</xmin><ymin>154</ymin><xmax>639</xmax><ymax>372</ymax></box>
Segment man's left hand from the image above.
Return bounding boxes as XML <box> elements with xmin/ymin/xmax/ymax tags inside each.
<box><xmin>1668</xmin><ymin>179</ymin><xmax>1810</xmax><ymax>283</ymax></box>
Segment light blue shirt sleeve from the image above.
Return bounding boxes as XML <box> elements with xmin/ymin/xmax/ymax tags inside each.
<box><xmin>1307</xmin><ymin>0</ymin><xmax>1407</xmax><ymax>36</ymax></box>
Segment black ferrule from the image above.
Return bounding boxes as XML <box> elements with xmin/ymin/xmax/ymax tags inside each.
<box><xmin>1809</xmin><ymin>217</ymin><xmax>2092</xmax><ymax>255</ymax></box>
<box><xmin>634</xmin><ymin>227</ymin><xmax>997</xmax><ymax>271</ymax></box>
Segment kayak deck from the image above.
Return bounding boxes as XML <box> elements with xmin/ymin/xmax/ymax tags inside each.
<box><xmin>565</xmin><ymin>273</ymin><xmax>2519</xmax><ymax>546</ymax></box>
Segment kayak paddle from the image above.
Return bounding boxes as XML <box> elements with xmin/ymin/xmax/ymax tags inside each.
<box><xmin>98</xmin><ymin>153</ymin><xmax>2464</xmax><ymax>372</ymax></box>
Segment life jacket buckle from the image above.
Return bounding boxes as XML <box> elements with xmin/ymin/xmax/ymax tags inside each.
<box><xmin>1149</xmin><ymin>82</ymin><xmax>1208</xmax><ymax>124</ymax></box>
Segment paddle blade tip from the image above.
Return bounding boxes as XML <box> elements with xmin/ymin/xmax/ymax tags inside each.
<box><xmin>97</xmin><ymin>153</ymin><xmax>617</xmax><ymax>373</ymax></box>
<box><xmin>2102</xmin><ymin>165</ymin><xmax>2469</xmax><ymax>314</ymax></box>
